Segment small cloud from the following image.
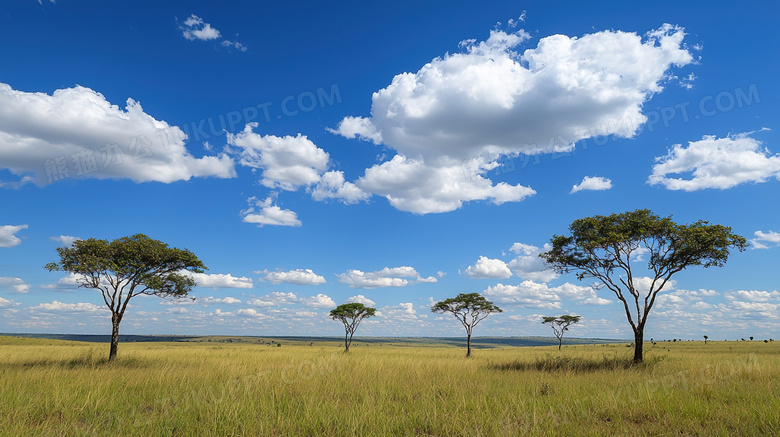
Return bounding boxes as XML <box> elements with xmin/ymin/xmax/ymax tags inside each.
<box><xmin>188</xmin><ymin>272</ymin><xmax>253</xmax><ymax>289</ymax></box>
<box><xmin>198</xmin><ymin>296</ymin><xmax>242</xmax><ymax>304</ymax></box>
<box><xmin>259</xmin><ymin>269</ymin><xmax>326</xmax><ymax>285</ymax></box>
<box><xmin>240</xmin><ymin>196</ymin><xmax>302</xmax><ymax>227</ymax></box>
<box><xmin>221</xmin><ymin>40</ymin><xmax>247</xmax><ymax>52</ymax></box>
<box><xmin>32</xmin><ymin>300</ymin><xmax>102</xmax><ymax>312</ymax></box>
<box><xmin>247</xmin><ymin>292</ymin><xmax>298</xmax><ymax>307</ymax></box>
<box><xmin>0</xmin><ymin>296</ymin><xmax>21</xmax><ymax>308</ymax></box>
<box><xmin>751</xmin><ymin>230</ymin><xmax>780</xmax><ymax>249</ymax></box>
<box><xmin>570</xmin><ymin>176</ymin><xmax>612</xmax><ymax>194</ymax></box>
<box><xmin>50</xmin><ymin>235</ymin><xmax>80</xmax><ymax>246</ymax></box>
<box><xmin>337</xmin><ymin>266</ymin><xmax>437</xmax><ymax>289</ymax></box>
<box><xmin>327</xmin><ymin>116</ymin><xmax>383</xmax><ymax>144</ymax></box>
<box><xmin>0</xmin><ymin>277</ymin><xmax>30</xmax><ymax>294</ymax></box>
<box><xmin>462</xmin><ymin>256</ymin><xmax>512</xmax><ymax>279</ymax></box>
<box><xmin>180</xmin><ymin>14</ymin><xmax>222</xmax><ymax>41</ymax></box>
<box><xmin>300</xmin><ymin>293</ymin><xmax>336</xmax><ymax>309</ymax></box>
<box><xmin>0</xmin><ymin>225</ymin><xmax>28</xmax><ymax>248</ymax></box>
<box><xmin>346</xmin><ymin>295</ymin><xmax>376</xmax><ymax>307</ymax></box>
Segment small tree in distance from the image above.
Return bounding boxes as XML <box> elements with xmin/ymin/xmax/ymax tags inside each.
<box><xmin>542</xmin><ymin>315</ymin><xmax>582</xmax><ymax>350</ymax></box>
<box><xmin>45</xmin><ymin>234</ymin><xmax>206</xmax><ymax>362</ymax></box>
<box><xmin>703</xmin><ymin>335</ymin><xmax>708</xmax><ymax>344</ymax></box>
<box><xmin>329</xmin><ymin>303</ymin><xmax>376</xmax><ymax>352</ymax></box>
<box><xmin>431</xmin><ymin>293</ymin><xmax>502</xmax><ymax>357</ymax></box>
<box><xmin>541</xmin><ymin>209</ymin><xmax>746</xmax><ymax>363</ymax></box>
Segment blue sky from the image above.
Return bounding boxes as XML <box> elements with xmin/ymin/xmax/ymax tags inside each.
<box><xmin>1</xmin><ymin>1</ymin><xmax>778</xmax><ymax>341</ymax></box>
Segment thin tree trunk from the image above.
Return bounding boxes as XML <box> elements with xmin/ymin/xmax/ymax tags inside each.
<box><xmin>558</xmin><ymin>337</ymin><xmax>562</xmax><ymax>350</ymax></box>
<box><xmin>109</xmin><ymin>313</ymin><xmax>120</xmax><ymax>362</ymax></box>
<box><xmin>633</xmin><ymin>329</ymin><xmax>644</xmax><ymax>364</ymax></box>
<box><xmin>344</xmin><ymin>331</ymin><xmax>350</xmax><ymax>353</ymax></box>
<box><xmin>466</xmin><ymin>333</ymin><xmax>471</xmax><ymax>357</ymax></box>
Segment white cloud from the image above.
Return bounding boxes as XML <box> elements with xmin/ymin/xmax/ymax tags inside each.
<box><xmin>356</xmin><ymin>154</ymin><xmax>535</xmax><ymax>214</ymax></box>
<box><xmin>0</xmin><ymin>83</ymin><xmax>236</xmax><ymax>186</ymax></box>
<box><xmin>376</xmin><ymin>302</ymin><xmax>419</xmax><ymax>322</ymax></box>
<box><xmin>188</xmin><ymin>272</ymin><xmax>253</xmax><ymax>289</ymax></box>
<box><xmin>197</xmin><ymin>296</ymin><xmax>242</xmax><ymax>305</ymax></box>
<box><xmin>181</xmin><ymin>14</ymin><xmax>221</xmax><ymax>41</ymax></box>
<box><xmin>346</xmin><ymin>295</ymin><xmax>376</xmax><ymax>307</ymax></box>
<box><xmin>41</xmin><ymin>273</ymin><xmax>83</xmax><ymax>290</ymax></box>
<box><xmin>310</xmin><ymin>170</ymin><xmax>369</xmax><ymax>204</ymax></box>
<box><xmin>326</xmin><ymin>116</ymin><xmax>383</xmax><ymax>144</ymax></box>
<box><xmin>227</xmin><ymin>124</ymin><xmax>330</xmax><ymax>191</ymax></box>
<box><xmin>570</xmin><ymin>176</ymin><xmax>612</xmax><ymax>193</ymax></box>
<box><xmin>0</xmin><ymin>277</ymin><xmax>30</xmax><ymax>294</ymax></box>
<box><xmin>236</xmin><ymin>308</ymin><xmax>263</xmax><ymax>317</ymax></box>
<box><xmin>221</xmin><ymin>40</ymin><xmax>247</xmax><ymax>52</ymax></box>
<box><xmin>649</xmin><ymin>131</ymin><xmax>780</xmax><ymax>191</ymax></box>
<box><xmin>0</xmin><ymin>296</ymin><xmax>20</xmax><ymax>308</ymax></box>
<box><xmin>483</xmin><ymin>281</ymin><xmax>609</xmax><ymax>308</ymax></box>
<box><xmin>247</xmin><ymin>292</ymin><xmax>298</xmax><ymax>307</ymax></box>
<box><xmin>750</xmin><ymin>230</ymin><xmax>780</xmax><ymax>249</ymax></box>
<box><xmin>50</xmin><ymin>235</ymin><xmax>80</xmax><ymax>246</ymax></box>
<box><xmin>631</xmin><ymin>276</ymin><xmax>676</xmax><ymax>296</ymax></box>
<box><xmin>507</xmin><ymin>242</ymin><xmax>559</xmax><ymax>282</ymax></box>
<box><xmin>32</xmin><ymin>300</ymin><xmax>102</xmax><ymax>312</ymax></box>
<box><xmin>463</xmin><ymin>256</ymin><xmax>512</xmax><ymax>279</ymax></box>
<box><xmin>167</xmin><ymin>307</ymin><xmax>189</xmax><ymax>314</ymax></box>
<box><xmin>337</xmin><ymin>266</ymin><xmax>437</xmax><ymax>289</ymax></box>
<box><xmin>0</xmin><ymin>225</ymin><xmax>27</xmax><ymax>247</ymax></box>
<box><xmin>227</xmin><ymin>125</ymin><xmax>367</xmax><ymax>206</ymax></box>
<box><xmin>718</xmin><ymin>290</ymin><xmax>780</xmax><ymax>319</ymax></box>
<box><xmin>332</xmin><ymin>24</ymin><xmax>692</xmax><ymax>214</ymax></box>
<box><xmin>728</xmin><ymin>290</ymin><xmax>779</xmax><ymax>303</ymax></box>
<box><xmin>260</xmin><ymin>269</ymin><xmax>326</xmax><ymax>285</ymax></box>
<box><xmin>240</xmin><ymin>196</ymin><xmax>302</xmax><ymax>227</ymax></box>
<box><xmin>299</xmin><ymin>293</ymin><xmax>336</xmax><ymax>308</ymax></box>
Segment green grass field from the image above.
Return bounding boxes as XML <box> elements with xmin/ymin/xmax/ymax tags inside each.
<box><xmin>0</xmin><ymin>336</ymin><xmax>777</xmax><ymax>436</ymax></box>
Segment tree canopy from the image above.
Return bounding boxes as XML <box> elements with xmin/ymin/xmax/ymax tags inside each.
<box><xmin>45</xmin><ymin>234</ymin><xmax>206</xmax><ymax>361</ymax></box>
<box><xmin>540</xmin><ymin>209</ymin><xmax>746</xmax><ymax>363</ymax></box>
<box><xmin>431</xmin><ymin>293</ymin><xmax>502</xmax><ymax>357</ymax></box>
<box><xmin>329</xmin><ymin>302</ymin><xmax>376</xmax><ymax>352</ymax></box>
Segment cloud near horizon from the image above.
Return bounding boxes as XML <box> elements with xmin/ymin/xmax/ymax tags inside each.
<box><xmin>337</xmin><ymin>266</ymin><xmax>437</xmax><ymax>289</ymax></box>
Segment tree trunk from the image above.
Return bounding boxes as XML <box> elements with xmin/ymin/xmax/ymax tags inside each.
<box><xmin>558</xmin><ymin>337</ymin><xmax>562</xmax><ymax>350</ymax></box>
<box><xmin>109</xmin><ymin>313</ymin><xmax>120</xmax><ymax>362</ymax></box>
<box><xmin>344</xmin><ymin>331</ymin><xmax>350</xmax><ymax>353</ymax></box>
<box><xmin>466</xmin><ymin>333</ymin><xmax>472</xmax><ymax>358</ymax></box>
<box><xmin>633</xmin><ymin>329</ymin><xmax>644</xmax><ymax>364</ymax></box>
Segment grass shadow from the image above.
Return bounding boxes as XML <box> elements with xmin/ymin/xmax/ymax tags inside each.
<box><xmin>490</xmin><ymin>354</ymin><xmax>662</xmax><ymax>373</ymax></box>
<box><xmin>1</xmin><ymin>349</ymin><xmax>151</xmax><ymax>370</ymax></box>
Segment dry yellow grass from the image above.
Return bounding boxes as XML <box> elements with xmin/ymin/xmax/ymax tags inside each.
<box><xmin>0</xmin><ymin>337</ymin><xmax>777</xmax><ymax>436</ymax></box>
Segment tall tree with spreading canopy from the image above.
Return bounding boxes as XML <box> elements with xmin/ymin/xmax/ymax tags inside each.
<box><xmin>45</xmin><ymin>234</ymin><xmax>206</xmax><ymax>362</ymax></box>
<box><xmin>542</xmin><ymin>315</ymin><xmax>582</xmax><ymax>350</ymax></box>
<box><xmin>540</xmin><ymin>209</ymin><xmax>746</xmax><ymax>363</ymax></box>
<box><xmin>431</xmin><ymin>293</ymin><xmax>502</xmax><ymax>357</ymax></box>
<box><xmin>329</xmin><ymin>303</ymin><xmax>376</xmax><ymax>352</ymax></box>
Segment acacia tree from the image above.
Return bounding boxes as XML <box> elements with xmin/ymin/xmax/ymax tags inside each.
<box><xmin>45</xmin><ymin>234</ymin><xmax>206</xmax><ymax>362</ymax></box>
<box><xmin>542</xmin><ymin>315</ymin><xmax>582</xmax><ymax>350</ymax></box>
<box><xmin>431</xmin><ymin>293</ymin><xmax>502</xmax><ymax>357</ymax></box>
<box><xmin>541</xmin><ymin>209</ymin><xmax>746</xmax><ymax>363</ymax></box>
<box><xmin>703</xmin><ymin>335</ymin><xmax>709</xmax><ymax>344</ymax></box>
<box><xmin>329</xmin><ymin>303</ymin><xmax>376</xmax><ymax>352</ymax></box>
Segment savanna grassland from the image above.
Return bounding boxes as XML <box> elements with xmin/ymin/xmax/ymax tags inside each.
<box><xmin>0</xmin><ymin>336</ymin><xmax>777</xmax><ymax>436</ymax></box>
